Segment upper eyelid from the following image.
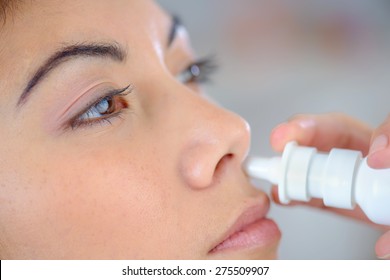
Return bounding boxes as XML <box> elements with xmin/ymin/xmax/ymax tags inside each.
<box><xmin>86</xmin><ymin>84</ymin><xmax>132</xmax><ymax>109</ymax></box>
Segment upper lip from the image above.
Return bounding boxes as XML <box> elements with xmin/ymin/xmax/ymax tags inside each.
<box><xmin>209</xmin><ymin>198</ymin><xmax>270</xmax><ymax>253</ymax></box>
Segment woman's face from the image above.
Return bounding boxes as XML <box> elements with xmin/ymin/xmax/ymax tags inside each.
<box><xmin>0</xmin><ymin>0</ymin><xmax>280</xmax><ymax>259</ymax></box>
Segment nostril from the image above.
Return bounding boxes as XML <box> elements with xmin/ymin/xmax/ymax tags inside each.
<box><xmin>215</xmin><ymin>153</ymin><xmax>233</xmax><ymax>171</ymax></box>
<box><xmin>213</xmin><ymin>153</ymin><xmax>234</xmax><ymax>184</ymax></box>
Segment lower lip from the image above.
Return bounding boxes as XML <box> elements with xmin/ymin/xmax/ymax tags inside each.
<box><xmin>210</xmin><ymin>218</ymin><xmax>280</xmax><ymax>253</ymax></box>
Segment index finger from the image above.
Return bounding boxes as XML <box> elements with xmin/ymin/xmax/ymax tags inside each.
<box><xmin>270</xmin><ymin>113</ymin><xmax>373</xmax><ymax>155</ymax></box>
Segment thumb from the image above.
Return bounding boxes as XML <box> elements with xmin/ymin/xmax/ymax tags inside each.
<box><xmin>367</xmin><ymin>115</ymin><xmax>390</xmax><ymax>169</ymax></box>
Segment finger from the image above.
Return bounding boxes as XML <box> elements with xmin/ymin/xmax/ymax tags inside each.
<box><xmin>375</xmin><ymin>231</ymin><xmax>390</xmax><ymax>259</ymax></box>
<box><xmin>270</xmin><ymin>113</ymin><xmax>373</xmax><ymax>155</ymax></box>
<box><xmin>367</xmin><ymin>115</ymin><xmax>390</xmax><ymax>169</ymax></box>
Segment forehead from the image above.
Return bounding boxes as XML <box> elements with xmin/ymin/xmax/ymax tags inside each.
<box><xmin>0</xmin><ymin>0</ymin><xmax>170</xmax><ymax>90</ymax></box>
<box><xmin>2</xmin><ymin>0</ymin><xmax>169</xmax><ymax>47</ymax></box>
<box><xmin>5</xmin><ymin>0</ymin><xmax>167</xmax><ymax>32</ymax></box>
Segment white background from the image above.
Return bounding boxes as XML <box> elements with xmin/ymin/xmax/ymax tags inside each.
<box><xmin>2</xmin><ymin>260</ymin><xmax>390</xmax><ymax>280</ymax></box>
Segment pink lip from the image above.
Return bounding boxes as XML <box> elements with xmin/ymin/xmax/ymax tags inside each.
<box><xmin>210</xmin><ymin>203</ymin><xmax>280</xmax><ymax>253</ymax></box>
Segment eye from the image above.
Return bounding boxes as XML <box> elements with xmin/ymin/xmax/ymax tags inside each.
<box><xmin>177</xmin><ymin>57</ymin><xmax>217</xmax><ymax>85</ymax></box>
<box><xmin>79</xmin><ymin>96</ymin><xmax>116</xmax><ymax>120</ymax></box>
<box><xmin>70</xmin><ymin>85</ymin><xmax>132</xmax><ymax>129</ymax></box>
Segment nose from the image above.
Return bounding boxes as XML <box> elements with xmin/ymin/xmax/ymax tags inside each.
<box><xmin>177</xmin><ymin>89</ymin><xmax>251</xmax><ymax>189</ymax></box>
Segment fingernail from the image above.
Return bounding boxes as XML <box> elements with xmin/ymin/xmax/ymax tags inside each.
<box><xmin>369</xmin><ymin>135</ymin><xmax>389</xmax><ymax>155</ymax></box>
<box><xmin>296</xmin><ymin>119</ymin><xmax>316</xmax><ymax>129</ymax></box>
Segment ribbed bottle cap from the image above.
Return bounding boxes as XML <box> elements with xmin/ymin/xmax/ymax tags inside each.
<box><xmin>322</xmin><ymin>148</ymin><xmax>362</xmax><ymax>209</ymax></box>
<box><xmin>284</xmin><ymin>144</ymin><xmax>317</xmax><ymax>202</ymax></box>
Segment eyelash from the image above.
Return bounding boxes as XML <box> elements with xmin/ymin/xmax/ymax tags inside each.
<box><xmin>70</xmin><ymin>57</ymin><xmax>217</xmax><ymax>130</ymax></box>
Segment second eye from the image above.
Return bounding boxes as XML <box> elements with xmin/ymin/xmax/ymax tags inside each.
<box><xmin>177</xmin><ymin>58</ymin><xmax>217</xmax><ymax>85</ymax></box>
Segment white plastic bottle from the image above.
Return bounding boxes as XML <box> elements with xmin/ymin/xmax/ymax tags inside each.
<box><xmin>244</xmin><ymin>141</ymin><xmax>390</xmax><ymax>226</ymax></box>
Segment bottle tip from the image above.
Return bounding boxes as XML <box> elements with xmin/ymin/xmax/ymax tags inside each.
<box><xmin>244</xmin><ymin>156</ymin><xmax>281</xmax><ymax>184</ymax></box>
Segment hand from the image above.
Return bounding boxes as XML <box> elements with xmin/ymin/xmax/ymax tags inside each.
<box><xmin>269</xmin><ymin>113</ymin><xmax>390</xmax><ymax>259</ymax></box>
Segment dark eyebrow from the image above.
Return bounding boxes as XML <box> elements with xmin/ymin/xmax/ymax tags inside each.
<box><xmin>17</xmin><ymin>42</ymin><xmax>127</xmax><ymax>108</ymax></box>
<box><xmin>168</xmin><ymin>15</ymin><xmax>183</xmax><ymax>47</ymax></box>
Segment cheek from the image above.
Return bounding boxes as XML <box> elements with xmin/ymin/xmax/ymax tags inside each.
<box><xmin>45</xmin><ymin>152</ymin><xmax>175</xmax><ymax>257</ymax></box>
<box><xmin>0</xmin><ymin>140</ymin><xmax>180</xmax><ymax>258</ymax></box>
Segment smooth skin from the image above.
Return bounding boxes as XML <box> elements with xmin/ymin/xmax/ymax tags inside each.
<box><xmin>270</xmin><ymin>113</ymin><xmax>390</xmax><ymax>259</ymax></box>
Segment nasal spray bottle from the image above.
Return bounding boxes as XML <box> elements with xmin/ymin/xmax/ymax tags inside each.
<box><xmin>244</xmin><ymin>142</ymin><xmax>390</xmax><ymax>226</ymax></box>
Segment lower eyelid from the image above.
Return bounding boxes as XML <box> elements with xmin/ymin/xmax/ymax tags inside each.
<box><xmin>71</xmin><ymin>110</ymin><xmax>126</xmax><ymax>130</ymax></box>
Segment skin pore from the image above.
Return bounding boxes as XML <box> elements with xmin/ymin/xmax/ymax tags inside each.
<box><xmin>0</xmin><ymin>0</ymin><xmax>280</xmax><ymax>259</ymax></box>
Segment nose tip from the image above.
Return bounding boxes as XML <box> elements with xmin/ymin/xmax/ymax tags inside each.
<box><xmin>179</xmin><ymin>111</ymin><xmax>251</xmax><ymax>190</ymax></box>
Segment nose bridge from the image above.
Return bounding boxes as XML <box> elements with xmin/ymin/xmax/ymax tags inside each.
<box><xmin>176</xmin><ymin>84</ymin><xmax>251</xmax><ymax>189</ymax></box>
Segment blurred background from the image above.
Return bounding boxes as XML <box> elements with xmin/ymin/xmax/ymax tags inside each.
<box><xmin>156</xmin><ymin>0</ymin><xmax>390</xmax><ymax>259</ymax></box>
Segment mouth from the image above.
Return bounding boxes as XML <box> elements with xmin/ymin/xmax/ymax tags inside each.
<box><xmin>209</xmin><ymin>202</ymin><xmax>280</xmax><ymax>254</ymax></box>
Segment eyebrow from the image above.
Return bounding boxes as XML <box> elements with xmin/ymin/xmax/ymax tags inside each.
<box><xmin>17</xmin><ymin>15</ymin><xmax>182</xmax><ymax>108</ymax></box>
<box><xmin>17</xmin><ymin>42</ymin><xmax>127</xmax><ymax>107</ymax></box>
